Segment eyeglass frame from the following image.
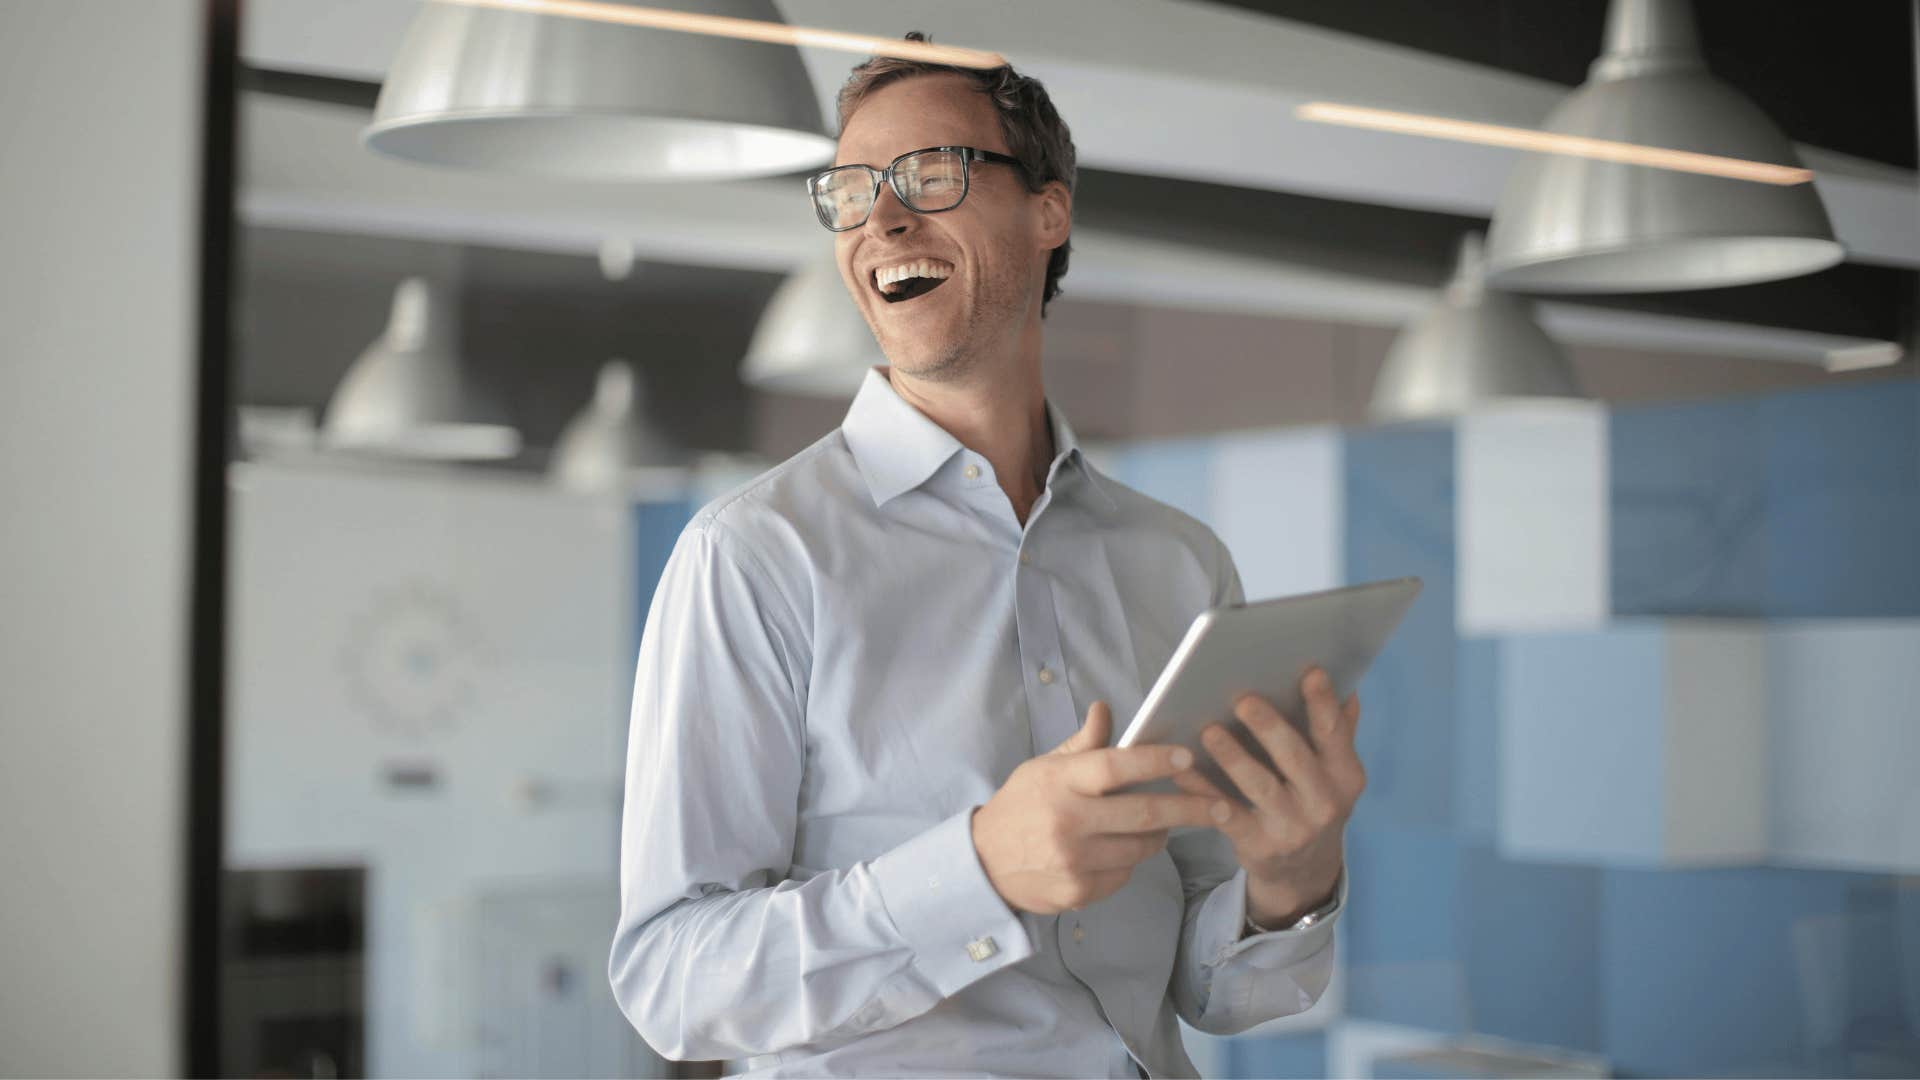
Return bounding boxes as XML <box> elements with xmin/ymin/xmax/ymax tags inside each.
<box><xmin>806</xmin><ymin>145</ymin><xmax>1028</xmax><ymax>233</ymax></box>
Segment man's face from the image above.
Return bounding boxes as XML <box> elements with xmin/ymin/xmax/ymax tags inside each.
<box><xmin>832</xmin><ymin>73</ymin><xmax>1065</xmax><ymax>382</ymax></box>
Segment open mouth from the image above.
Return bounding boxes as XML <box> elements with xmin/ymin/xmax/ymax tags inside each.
<box><xmin>873</xmin><ymin>259</ymin><xmax>955</xmax><ymax>305</ymax></box>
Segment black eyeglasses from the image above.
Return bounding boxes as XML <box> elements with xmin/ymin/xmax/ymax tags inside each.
<box><xmin>807</xmin><ymin>146</ymin><xmax>1025</xmax><ymax>232</ymax></box>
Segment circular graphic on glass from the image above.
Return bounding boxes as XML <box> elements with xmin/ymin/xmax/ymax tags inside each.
<box><xmin>338</xmin><ymin>580</ymin><xmax>486</xmax><ymax>738</ymax></box>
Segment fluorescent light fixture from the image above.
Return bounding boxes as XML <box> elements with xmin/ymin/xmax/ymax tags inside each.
<box><xmin>1823</xmin><ymin>343</ymin><xmax>1905</xmax><ymax>373</ymax></box>
<box><xmin>367</xmin><ymin>0</ymin><xmax>842</xmax><ymax>180</ymax></box>
<box><xmin>1295</xmin><ymin>102</ymin><xmax>1814</xmax><ymax>186</ymax></box>
<box><xmin>1370</xmin><ymin>233</ymin><xmax>1583</xmax><ymax>423</ymax></box>
<box><xmin>1481</xmin><ymin>0</ymin><xmax>1842</xmax><ymax>293</ymax></box>
<box><xmin>323</xmin><ymin>277</ymin><xmax>522</xmax><ymax>461</ymax></box>
<box><xmin>742</xmin><ymin>258</ymin><xmax>885</xmax><ymax>398</ymax></box>
<box><xmin>550</xmin><ymin>360</ymin><xmax>687</xmax><ymax>495</ymax></box>
<box><xmin>435</xmin><ymin>0</ymin><xmax>1006</xmax><ymax>67</ymax></box>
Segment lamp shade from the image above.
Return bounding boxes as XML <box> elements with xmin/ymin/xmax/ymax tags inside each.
<box><xmin>364</xmin><ymin>0</ymin><xmax>835</xmax><ymax>181</ymax></box>
<box><xmin>1484</xmin><ymin>0</ymin><xmax>1843</xmax><ymax>292</ymax></box>
<box><xmin>1371</xmin><ymin>234</ymin><xmax>1582</xmax><ymax>423</ymax></box>
<box><xmin>741</xmin><ymin>258</ymin><xmax>886</xmax><ymax>397</ymax></box>
<box><xmin>322</xmin><ymin>277</ymin><xmax>522</xmax><ymax>460</ymax></box>
<box><xmin>550</xmin><ymin>360</ymin><xmax>687</xmax><ymax>495</ymax></box>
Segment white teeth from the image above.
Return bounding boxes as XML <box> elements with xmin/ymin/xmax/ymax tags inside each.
<box><xmin>873</xmin><ymin>258</ymin><xmax>955</xmax><ymax>293</ymax></box>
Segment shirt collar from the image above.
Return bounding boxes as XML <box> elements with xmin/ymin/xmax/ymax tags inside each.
<box><xmin>840</xmin><ymin>366</ymin><xmax>1114</xmax><ymax>511</ymax></box>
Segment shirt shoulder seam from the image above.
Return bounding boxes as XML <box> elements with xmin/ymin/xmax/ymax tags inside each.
<box><xmin>695</xmin><ymin>431</ymin><xmax>846</xmax><ymax>528</ymax></box>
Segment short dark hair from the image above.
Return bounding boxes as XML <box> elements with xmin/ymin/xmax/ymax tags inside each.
<box><xmin>835</xmin><ymin>33</ymin><xmax>1077</xmax><ymax>316</ymax></box>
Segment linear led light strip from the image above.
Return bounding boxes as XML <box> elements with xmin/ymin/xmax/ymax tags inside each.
<box><xmin>1296</xmin><ymin>102</ymin><xmax>1815</xmax><ymax>186</ymax></box>
<box><xmin>434</xmin><ymin>0</ymin><xmax>1007</xmax><ymax>69</ymax></box>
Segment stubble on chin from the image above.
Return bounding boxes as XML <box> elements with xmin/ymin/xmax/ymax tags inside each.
<box><xmin>889</xmin><ymin>338</ymin><xmax>975</xmax><ymax>384</ymax></box>
<box><xmin>877</xmin><ymin>303</ymin><xmax>990</xmax><ymax>384</ymax></box>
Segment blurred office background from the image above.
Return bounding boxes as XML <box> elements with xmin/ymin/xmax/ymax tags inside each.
<box><xmin>4</xmin><ymin>0</ymin><xmax>1920</xmax><ymax>1076</ymax></box>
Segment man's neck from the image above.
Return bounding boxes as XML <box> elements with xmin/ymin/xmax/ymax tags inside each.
<box><xmin>886</xmin><ymin>359</ymin><xmax>1054</xmax><ymax>526</ymax></box>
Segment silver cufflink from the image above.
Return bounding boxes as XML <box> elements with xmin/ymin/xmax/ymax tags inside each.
<box><xmin>965</xmin><ymin>936</ymin><xmax>999</xmax><ymax>962</ymax></box>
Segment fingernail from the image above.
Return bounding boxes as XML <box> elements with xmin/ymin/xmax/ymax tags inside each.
<box><xmin>1211</xmin><ymin>800</ymin><xmax>1231</xmax><ymax>824</ymax></box>
<box><xmin>1311</xmin><ymin>669</ymin><xmax>1330</xmax><ymax>692</ymax></box>
<box><xmin>1171</xmin><ymin>747</ymin><xmax>1193</xmax><ymax>769</ymax></box>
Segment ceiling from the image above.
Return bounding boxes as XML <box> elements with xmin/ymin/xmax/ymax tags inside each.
<box><xmin>1216</xmin><ymin>0</ymin><xmax>1917</xmax><ymax>170</ymax></box>
<box><xmin>231</xmin><ymin>0</ymin><xmax>1918</xmax><ymax>458</ymax></box>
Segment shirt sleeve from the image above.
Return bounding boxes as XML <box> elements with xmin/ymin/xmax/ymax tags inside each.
<box><xmin>607</xmin><ymin>517</ymin><xmax>1033</xmax><ymax>1062</ymax></box>
<box><xmin>1165</xmin><ymin>533</ymin><xmax>1343</xmax><ymax>1033</ymax></box>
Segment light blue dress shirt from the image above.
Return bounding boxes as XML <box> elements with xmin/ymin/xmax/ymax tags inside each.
<box><xmin>610</xmin><ymin>368</ymin><xmax>1344</xmax><ymax>1077</ymax></box>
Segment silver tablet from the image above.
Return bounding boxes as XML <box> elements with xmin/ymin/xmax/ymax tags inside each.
<box><xmin>1114</xmin><ymin>576</ymin><xmax>1423</xmax><ymax>806</ymax></box>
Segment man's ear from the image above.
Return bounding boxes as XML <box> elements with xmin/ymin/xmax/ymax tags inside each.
<box><xmin>1035</xmin><ymin>179</ymin><xmax>1072</xmax><ymax>249</ymax></box>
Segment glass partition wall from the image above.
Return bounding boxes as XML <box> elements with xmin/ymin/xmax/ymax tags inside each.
<box><xmin>222</xmin><ymin>82</ymin><xmax>801</xmax><ymax>1080</ymax></box>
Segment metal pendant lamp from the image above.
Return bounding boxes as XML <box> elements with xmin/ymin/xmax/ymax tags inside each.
<box><xmin>364</xmin><ymin>0</ymin><xmax>835</xmax><ymax>181</ymax></box>
<box><xmin>741</xmin><ymin>258</ymin><xmax>886</xmax><ymax>398</ymax></box>
<box><xmin>1484</xmin><ymin>0</ymin><xmax>1843</xmax><ymax>292</ymax></box>
<box><xmin>323</xmin><ymin>277</ymin><xmax>522</xmax><ymax>460</ymax></box>
<box><xmin>550</xmin><ymin>360</ymin><xmax>687</xmax><ymax>495</ymax></box>
<box><xmin>1371</xmin><ymin>234</ymin><xmax>1583</xmax><ymax>423</ymax></box>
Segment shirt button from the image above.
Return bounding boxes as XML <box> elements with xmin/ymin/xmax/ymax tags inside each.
<box><xmin>963</xmin><ymin>464</ymin><xmax>981</xmax><ymax>480</ymax></box>
<box><xmin>1038</xmin><ymin>666</ymin><xmax>1055</xmax><ymax>685</ymax></box>
<box><xmin>1019</xmin><ymin>551</ymin><xmax>1031</xmax><ymax>565</ymax></box>
<box><xmin>1072</xmin><ymin>925</ymin><xmax>1085</xmax><ymax>943</ymax></box>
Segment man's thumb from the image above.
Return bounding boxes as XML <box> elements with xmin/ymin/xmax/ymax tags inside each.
<box><xmin>1055</xmin><ymin>700</ymin><xmax>1112</xmax><ymax>754</ymax></box>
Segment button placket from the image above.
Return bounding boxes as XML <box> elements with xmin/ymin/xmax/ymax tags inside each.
<box><xmin>1011</xmin><ymin>525</ymin><xmax>1077</xmax><ymax>754</ymax></box>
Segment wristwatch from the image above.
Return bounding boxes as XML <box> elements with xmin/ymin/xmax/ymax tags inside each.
<box><xmin>1244</xmin><ymin>869</ymin><xmax>1344</xmax><ymax>935</ymax></box>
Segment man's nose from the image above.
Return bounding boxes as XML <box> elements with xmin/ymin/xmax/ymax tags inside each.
<box><xmin>864</xmin><ymin>182</ymin><xmax>915</xmax><ymax>236</ymax></box>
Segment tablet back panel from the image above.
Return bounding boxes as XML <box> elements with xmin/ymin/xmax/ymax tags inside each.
<box><xmin>1116</xmin><ymin>576</ymin><xmax>1423</xmax><ymax>806</ymax></box>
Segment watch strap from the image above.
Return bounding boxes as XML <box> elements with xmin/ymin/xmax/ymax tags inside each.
<box><xmin>1244</xmin><ymin>869</ymin><xmax>1343</xmax><ymax>935</ymax></box>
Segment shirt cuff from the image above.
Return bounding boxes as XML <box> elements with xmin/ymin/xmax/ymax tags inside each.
<box><xmin>870</xmin><ymin>806</ymin><xmax>1034</xmax><ymax>998</ymax></box>
<box><xmin>1198</xmin><ymin>864</ymin><xmax>1344</xmax><ymax>968</ymax></box>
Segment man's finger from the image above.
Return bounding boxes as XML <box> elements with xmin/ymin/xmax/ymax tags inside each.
<box><xmin>1302</xmin><ymin>667</ymin><xmax>1343</xmax><ymax>748</ymax></box>
<box><xmin>1063</xmin><ymin>743</ymin><xmax>1194</xmax><ymax>795</ymax></box>
<box><xmin>1232</xmin><ymin>695</ymin><xmax>1336</xmax><ymax>812</ymax></box>
<box><xmin>1201</xmin><ymin>721</ymin><xmax>1304</xmax><ymax>821</ymax></box>
<box><xmin>1168</xmin><ymin>765</ymin><xmax>1228</xmax><ymax>802</ymax></box>
<box><xmin>1051</xmin><ymin>700</ymin><xmax>1112</xmax><ymax>756</ymax></box>
<box><xmin>1083</xmin><ymin>792</ymin><xmax>1223</xmax><ymax>834</ymax></box>
<box><xmin>1078</xmin><ymin>831</ymin><xmax>1169</xmax><ymax>870</ymax></box>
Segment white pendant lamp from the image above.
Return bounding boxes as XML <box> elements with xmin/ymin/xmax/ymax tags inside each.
<box><xmin>741</xmin><ymin>258</ymin><xmax>886</xmax><ymax>397</ymax></box>
<box><xmin>364</xmin><ymin>0</ymin><xmax>834</xmax><ymax>181</ymax></box>
<box><xmin>323</xmin><ymin>277</ymin><xmax>522</xmax><ymax>460</ymax></box>
<box><xmin>1484</xmin><ymin>0</ymin><xmax>1844</xmax><ymax>292</ymax></box>
<box><xmin>1371</xmin><ymin>234</ymin><xmax>1583</xmax><ymax>423</ymax></box>
<box><xmin>550</xmin><ymin>360</ymin><xmax>687</xmax><ymax>495</ymax></box>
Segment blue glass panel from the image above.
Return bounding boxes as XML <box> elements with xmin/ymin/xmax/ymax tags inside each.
<box><xmin>1497</xmin><ymin>628</ymin><xmax>1666</xmax><ymax>865</ymax></box>
<box><xmin>1343</xmin><ymin>824</ymin><xmax>1469</xmax><ymax>1033</ymax></box>
<box><xmin>1599</xmin><ymin>864</ymin><xmax>1918</xmax><ymax>1076</ymax></box>
<box><xmin>633</xmin><ymin>497</ymin><xmax>695</xmax><ymax>638</ymax></box>
<box><xmin>1762</xmin><ymin>381</ymin><xmax>1920</xmax><ymax>616</ymax></box>
<box><xmin>1609</xmin><ymin>395</ymin><xmax>1769</xmax><ymax>616</ymax></box>
<box><xmin>1459</xmin><ymin>846</ymin><xmax>1604</xmax><ymax>1053</ymax></box>
<box><xmin>1109</xmin><ymin>438</ymin><xmax>1216</xmax><ymax>525</ymax></box>
<box><xmin>1221</xmin><ymin>1030</ymin><xmax>1327</xmax><ymax>1078</ymax></box>
<box><xmin>1453</xmin><ymin>637</ymin><xmax>1500</xmax><ymax>844</ymax></box>
<box><xmin>1342</xmin><ymin>426</ymin><xmax>1458</xmax><ymax>831</ymax></box>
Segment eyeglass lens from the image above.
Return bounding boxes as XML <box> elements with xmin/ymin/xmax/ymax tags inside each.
<box><xmin>814</xmin><ymin>150</ymin><xmax>969</xmax><ymax>230</ymax></box>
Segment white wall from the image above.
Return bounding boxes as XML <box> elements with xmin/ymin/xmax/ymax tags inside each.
<box><xmin>0</xmin><ymin>2</ymin><xmax>205</xmax><ymax>1074</ymax></box>
<box><xmin>226</xmin><ymin>463</ymin><xmax>635</xmax><ymax>1077</ymax></box>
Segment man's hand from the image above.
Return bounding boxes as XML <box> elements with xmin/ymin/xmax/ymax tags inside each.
<box><xmin>972</xmin><ymin>701</ymin><xmax>1222</xmax><ymax>915</ymax></box>
<box><xmin>1173</xmin><ymin>667</ymin><xmax>1365</xmax><ymax>927</ymax></box>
